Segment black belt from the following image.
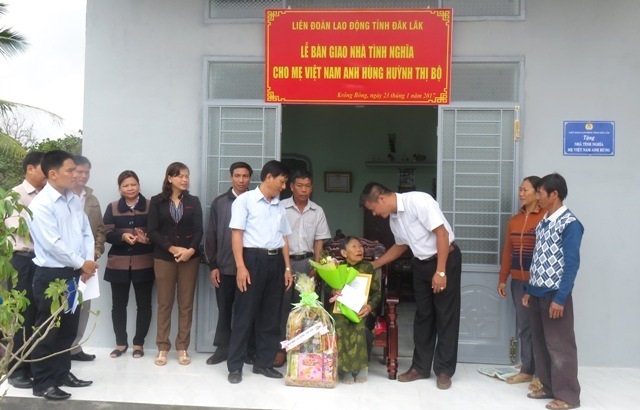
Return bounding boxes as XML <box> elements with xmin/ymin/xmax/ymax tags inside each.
<box><xmin>13</xmin><ymin>251</ymin><xmax>35</xmax><ymax>258</ymax></box>
<box><xmin>290</xmin><ymin>251</ymin><xmax>314</xmax><ymax>261</ymax></box>
<box><xmin>417</xmin><ymin>242</ymin><xmax>457</xmax><ymax>263</ymax></box>
<box><xmin>244</xmin><ymin>247</ymin><xmax>282</xmax><ymax>256</ymax></box>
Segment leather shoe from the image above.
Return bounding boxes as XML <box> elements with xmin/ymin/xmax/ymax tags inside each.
<box><xmin>70</xmin><ymin>351</ymin><xmax>96</xmax><ymax>361</ymax></box>
<box><xmin>398</xmin><ymin>367</ymin><xmax>429</xmax><ymax>383</ymax></box>
<box><xmin>8</xmin><ymin>375</ymin><xmax>33</xmax><ymax>389</ymax></box>
<box><xmin>436</xmin><ymin>373</ymin><xmax>452</xmax><ymax>390</ymax></box>
<box><xmin>59</xmin><ymin>372</ymin><xmax>93</xmax><ymax>388</ymax></box>
<box><xmin>33</xmin><ymin>386</ymin><xmax>71</xmax><ymax>400</ymax></box>
<box><xmin>253</xmin><ymin>366</ymin><xmax>283</xmax><ymax>379</ymax></box>
<box><xmin>228</xmin><ymin>370</ymin><xmax>242</xmax><ymax>384</ymax></box>
<box><xmin>244</xmin><ymin>354</ymin><xmax>255</xmax><ymax>365</ymax></box>
<box><xmin>206</xmin><ymin>349</ymin><xmax>228</xmax><ymax>365</ymax></box>
<box><xmin>273</xmin><ymin>351</ymin><xmax>286</xmax><ymax>368</ymax></box>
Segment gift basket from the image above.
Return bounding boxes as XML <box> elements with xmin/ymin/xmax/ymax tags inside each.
<box><xmin>283</xmin><ymin>274</ymin><xmax>337</xmax><ymax>388</ymax></box>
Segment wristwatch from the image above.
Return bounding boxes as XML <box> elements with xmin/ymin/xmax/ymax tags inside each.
<box><xmin>436</xmin><ymin>271</ymin><xmax>446</xmax><ymax>277</ymax></box>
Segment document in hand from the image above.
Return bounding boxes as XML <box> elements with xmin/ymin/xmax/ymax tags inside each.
<box><xmin>78</xmin><ymin>269</ymin><xmax>101</xmax><ymax>301</ymax></box>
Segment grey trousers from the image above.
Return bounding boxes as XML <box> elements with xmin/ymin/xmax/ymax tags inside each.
<box><xmin>530</xmin><ymin>293</ymin><xmax>580</xmax><ymax>406</ymax></box>
<box><xmin>510</xmin><ymin>279</ymin><xmax>534</xmax><ymax>374</ymax></box>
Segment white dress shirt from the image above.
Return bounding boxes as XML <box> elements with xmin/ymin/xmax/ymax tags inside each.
<box><xmin>229</xmin><ymin>187</ymin><xmax>292</xmax><ymax>249</ymax></box>
<box><xmin>7</xmin><ymin>179</ymin><xmax>39</xmax><ymax>252</ymax></box>
<box><xmin>26</xmin><ymin>182</ymin><xmax>95</xmax><ymax>269</ymax></box>
<box><xmin>389</xmin><ymin>192</ymin><xmax>455</xmax><ymax>260</ymax></box>
<box><xmin>282</xmin><ymin>197</ymin><xmax>331</xmax><ymax>254</ymax></box>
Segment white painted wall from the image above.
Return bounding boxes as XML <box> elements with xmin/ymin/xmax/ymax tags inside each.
<box><xmin>83</xmin><ymin>0</ymin><xmax>640</xmax><ymax>366</ymax></box>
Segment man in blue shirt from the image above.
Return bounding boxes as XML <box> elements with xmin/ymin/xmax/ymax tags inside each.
<box><xmin>226</xmin><ymin>160</ymin><xmax>293</xmax><ymax>384</ymax></box>
<box><xmin>523</xmin><ymin>173</ymin><xmax>583</xmax><ymax>410</ymax></box>
<box><xmin>26</xmin><ymin>150</ymin><xmax>97</xmax><ymax>401</ymax></box>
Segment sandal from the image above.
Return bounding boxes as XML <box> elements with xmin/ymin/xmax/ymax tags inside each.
<box><xmin>110</xmin><ymin>344</ymin><xmax>128</xmax><ymax>358</ymax></box>
<box><xmin>546</xmin><ymin>399</ymin><xmax>580</xmax><ymax>409</ymax></box>
<box><xmin>132</xmin><ymin>346</ymin><xmax>144</xmax><ymax>359</ymax></box>
<box><xmin>155</xmin><ymin>350</ymin><xmax>168</xmax><ymax>366</ymax></box>
<box><xmin>529</xmin><ymin>377</ymin><xmax>543</xmax><ymax>392</ymax></box>
<box><xmin>528</xmin><ymin>390</ymin><xmax>554</xmax><ymax>400</ymax></box>
<box><xmin>178</xmin><ymin>350</ymin><xmax>191</xmax><ymax>365</ymax></box>
<box><xmin>506</xmin><ymin>372</ymin><xmax>534</xmax><ymax>384</ymax></box>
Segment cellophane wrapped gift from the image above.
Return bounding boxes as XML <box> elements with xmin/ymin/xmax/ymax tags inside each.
<box><xmin>283</xmin><ymin>274</ymin><xmax>337</xmax><ymax>388</ymax></box>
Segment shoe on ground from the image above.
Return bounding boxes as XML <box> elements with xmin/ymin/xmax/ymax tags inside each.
<box><xmin>436</xmin><ymin>373</ymin><xmax>452</xmax><ymax>390</ymax></box>
<box><xmin>244</xmin><ymin>354</ymin><xmax>255</xmax><ymax>365</ymax></box>
<box><xmin>273</xmin><ymin>351</ymin><xmax>286</xmax><ymax>368</ymax></box>
<box><xmin>253</xmin><ymin>366</ymin><xmax>283</xmax><ymax>379</ymax></box>
<box><xmin>228</xmin><ymin>370</ymin><xmax>242</xmax><ymax>384</ymax></box>
<box><xmin>33</xmin><ymin>386</ymin><xmax>71</xmax><ymax>401</ymax></box>
<box><xmin>206</xmin><ymin>349</ymin><xmax>228</xmax><ymax>365</ymax></box>
<box><xmin>8</xmin><ymin>375</ymin><xmax>33</xmax><ymax>389</ymax></box>
<box><xmin>397</xmin><ymin>367</ymin><xmax>428</xmax><ymax>383</ymax></box>
<box><xmin>70</xmin><ymin>351</ymin><xmax>96</xmax><ymax>361</ymax></box>
<box><xmin>59</xmin><ymin>372</ymin><xmax>93</xmax><ymax>388</ymax></box>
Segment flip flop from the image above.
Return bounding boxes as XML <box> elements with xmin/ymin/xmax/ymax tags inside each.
<box><xmin>132</xmin><ymin>349</ymin><xmax>144</xmax><ymax>358</ymax></box>
<box><xmin>110</xmin><ymin>345</ymin><xmax>128</xmax><ymax>358</ymax></box>
<box><xmin>529</xmin><ymin>377</ymin><xmax>543</xmax><ymax>392</ymax></box>
<box><xmin>528</xmin><ymin>390</ymin><xmax>554</xmax><ymax>400</ymax></box>
<box><xmin>545</xmin><ymin>399</ymin><xmax>580</xmax><ymax>409</ymax></box>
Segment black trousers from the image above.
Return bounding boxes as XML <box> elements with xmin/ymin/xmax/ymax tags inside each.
<box><xmin>110</xmin><ymin>279</ymin><xmax>154</xmax><ymax>347</ymax></box>
<box><xmin>410</xmin><ymin>244</ymin><xmax>462</xmax><ymax>377</ymax></box>
<box><xmin>227</xmin><ymin>250</ymin><xmax>284</xmax><ymax>372</ymax></box>
<box><xmin>9</xmin><ymin>253</ymin><xmax>38</xmax><ymax>378</ymax></box>
<box><xmin>31</xmin><ymin>267</ymin><xmax>81</xmax><ymax>391</ymax></box>
<box><xmin>213</xmin><ymin>273</ymin><xmax>237</xmax><ymax>351</ymax></box>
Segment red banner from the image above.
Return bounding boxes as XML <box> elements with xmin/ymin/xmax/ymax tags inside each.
<box><xmin>265</xmin><ymin>9</ymin><xmax>452</xmax><ymax>105</ymax></box>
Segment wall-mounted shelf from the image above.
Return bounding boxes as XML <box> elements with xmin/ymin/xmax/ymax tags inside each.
<box><xmin>365</xmin><ymin>161</ymin><xmax>436</xmax><ymax>167</ymax></box>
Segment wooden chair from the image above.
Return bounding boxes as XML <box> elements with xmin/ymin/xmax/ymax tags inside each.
<box><xmin>323</xmin><ymin>237</ymin><xmax>399</xmax><ymax>380</ymax></box>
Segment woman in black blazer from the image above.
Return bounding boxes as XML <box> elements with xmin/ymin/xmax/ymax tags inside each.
<box><xmin>147</xmin><ymin>162</ymin><xmax>203</xmax><ymax>366</ymax></box>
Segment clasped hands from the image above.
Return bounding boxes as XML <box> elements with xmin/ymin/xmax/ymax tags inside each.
<box><xmin>122</xmin><ymin>228</ymin><xmax>150</xmax><ymax>245</ymax></box>
<box><xmin>169</xmin><ymin>246</ymin><xmax>195</xmax><ymax>263</ymax></box>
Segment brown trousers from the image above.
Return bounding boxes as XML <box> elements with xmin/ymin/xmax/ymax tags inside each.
<box><xmin>154</xmin><ymin>258</ymin><xmax>199</xmax><ymax>351</ymax></box>
<box><xmin>530</xmin><ymin>293</ymin><xmax>580</xmax><ymax>406</ymax></box>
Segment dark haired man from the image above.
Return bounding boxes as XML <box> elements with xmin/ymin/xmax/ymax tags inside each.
<box><xmin>523</xmin><ymin>173</ymin><xmax>583</xmax><ymax>409</ymax></box>
<box><xmin>69</xmin><ymin>155</ymin><xmax>105</xmax><ymax>361</ymax></box>
<box><xmin>6</xmin><ymin>151</ymin><xmax>46</xmax><ymax>389</ymax></box>
<box><xmin>275</xmin><ymin>170</ymin><xmax>331</xmax><ymax>367</ymax></box>
<box><xmin>226</xmin><ymin>160</ymin><xmax>293</xmax><ymax>384</ymax></box>
<box><xmin>360</xmin><ymin>181</ymin><xmax>461</xmax><ymax>390</ymax></box>
<box><xmin>205</xmin><ymin>161</ymin><xmax>253</xmax><ymax>365</ymax></box>
<box><xmin>26</xmin><ymin>150</ymin><xmax>96</xmax><ymax>400</ymax></box>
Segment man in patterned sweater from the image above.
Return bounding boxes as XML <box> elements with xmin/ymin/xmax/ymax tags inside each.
<box><xmin>523</xmin><ymin>173</ymin><xmax>583</xmax><ymax>410</ymax></box>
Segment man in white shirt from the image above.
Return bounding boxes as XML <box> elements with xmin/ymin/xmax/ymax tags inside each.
<box><xmin>361</xmin><ymin>181</ymin><xmax>462</xmax><ymax>390</ymax></box>
<box><xmin>27</xmin><ymin>150</ymin><xmax>97</xmax><ymax>400</ymax></box>
<box><xmin>6</xmin><ymin>151</ymin><xmax>46</xmax><ymax>389</ymax></box>
<box><xmin>276</xmin><ymin>170</ymin><xmax>331</xmax><ymax>366</ymax></box>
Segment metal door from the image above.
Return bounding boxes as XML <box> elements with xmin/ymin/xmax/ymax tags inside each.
<box><xmin>196</xmin><ymin>104</ymin><xmax>281</xmax><ymax>352</ymax></box>
<box><xmin>438</xmin><ymin>106</ymin><xmax>519</xmax><ymax>364</ymax></box>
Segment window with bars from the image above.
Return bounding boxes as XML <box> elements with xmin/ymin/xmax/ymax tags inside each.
<box><xmin>439</xmin><ymin>108</ymin><xmax>516</xmax><ymax>266</ymax></box>
<box><xmin>208</xmin><ymin>0</ymin><xmax>524</xmax><ymax>21</ymax></box>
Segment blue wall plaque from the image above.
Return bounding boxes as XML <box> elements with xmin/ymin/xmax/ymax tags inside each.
<box><xmin>563</xmin><ymin>121</ymin><xmax>615</xmax><ymax>156</ymax></box>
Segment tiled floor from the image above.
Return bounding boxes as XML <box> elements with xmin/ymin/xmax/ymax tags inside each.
<box><xmin>2</xmin><ymin>302</ymin><xmax>637</xmax><ymax>409</ymax></box>
<box><xmin>2</xmin><ymin>347</ymin><xmax>638</xmax><ymax>409</ymax></box>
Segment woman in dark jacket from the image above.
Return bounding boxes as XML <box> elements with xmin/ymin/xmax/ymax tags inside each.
<box><xmin>103</xmin><ymin>170</ymin><xmax>155</xmax><ymax>359</ymax></box>
<box><xmin>147</xmin><ymin>162</ymin><xmax>203</xmax><ymax>366</ymax></box>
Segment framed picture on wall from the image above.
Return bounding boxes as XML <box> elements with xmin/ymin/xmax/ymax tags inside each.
<box><xmin>324</xmin><ymin>172</ymin><xmax>352</xmax><ymax>193</ymax></box>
